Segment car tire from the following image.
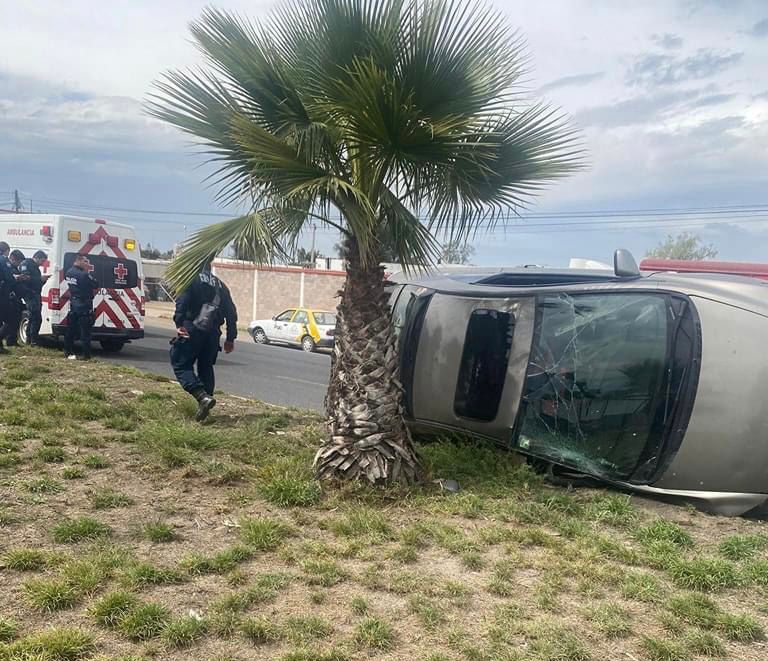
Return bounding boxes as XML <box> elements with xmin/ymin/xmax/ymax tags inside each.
<box><xmin>301</xmin><ymin>335</ymin><xmax>316</xmax><ymax>353</ymax></box>
<box><xmin>100</xmin><ymin>339</ymin><xmax>125</xmax><ymax>353</ymax></box>
<box><xmin>18</xmin><ymin>312</ymin><xmax>30</xmax><ymax>346</ymax></box>
<box><xmin>252</xmin><ymin>328</ymin><xmax>268</xmax><ymax>344</ymax></box>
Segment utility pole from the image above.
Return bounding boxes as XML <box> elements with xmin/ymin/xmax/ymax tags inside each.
<box><xmin>13</xmin><ymin>189</ymin><xmax>23</xmax><ymax>212</ymax></box>
<box><xmin>309</xmin><ymin>223</ymin><xmax>317</xmax><ymax>267</ymax></box>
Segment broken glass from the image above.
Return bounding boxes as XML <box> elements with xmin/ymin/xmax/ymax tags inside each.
<box><xmin>517</xmin><ymin>293</ymin><xmax>669</xmax><ymax>480</ymax></box>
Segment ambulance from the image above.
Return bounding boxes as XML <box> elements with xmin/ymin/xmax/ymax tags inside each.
<box><xmin>0</xmin><ymin>214</ymin><xmax>145</xmax><ymax>351</ymax></box>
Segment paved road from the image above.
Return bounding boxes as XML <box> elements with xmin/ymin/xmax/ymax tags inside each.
<box><xmin>100</xmin><ymin>319</ymin><xmax>330</xmax><ymax>411</ymax></box>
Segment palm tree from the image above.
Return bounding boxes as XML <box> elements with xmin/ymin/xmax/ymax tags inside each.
<box><xmin>148</xmin><ymin>0</ymin><xmax>583</xmax><ymax>484</ymax></box>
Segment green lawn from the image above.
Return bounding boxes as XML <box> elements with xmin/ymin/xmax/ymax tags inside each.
<box><xmin>1</xmin><ymin>348</ymin><xmax>768</xmax><ymax>660</ymax></box>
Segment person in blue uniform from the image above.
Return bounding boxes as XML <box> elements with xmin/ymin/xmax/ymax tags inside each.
<box><xmin>17</xmin><ymin>250</ymin><xmax>49</xmax><ymax>346</ymax></box>
<box><xmin>0</xmin><ymin>248</ymin><xmax>25</xmax><ymax>350</ymax></box>
<box><xmin>63</xmin><ymin>254</ymin><xmax>99</xmax><ymax>360</ymax></box>
<box><xmin>171</xmin><ymin>259</ymin><xmax>237</xmax><ymax>421</ymax></box>
<box><xmin>0</xmin><ymin>242</ymin><xmax>17</xmax><ymax>354</ymax></box>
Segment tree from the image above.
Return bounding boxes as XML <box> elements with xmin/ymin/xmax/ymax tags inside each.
<box><xmin>646</xmin><ymin>232</ymin><xmax>718</xmax><ymax>261</ymax></box>
<box><xmin>440</xmin><ymin>240</ymin><xmax>475</xmax><ymax>265</ymax></box>
<box><xmin>291</xmin><ymin>247</ymin><xmax>324</xmax><ymax>266</ymax></box>
<box><xmin>148</xmin><ymin>0</ymin><xmax>582</xmax><ymax>484</ymax></box>
<box><xmin>141</xmin><ymin>244</ymin><xmax>174</xmax><ymax>260</ymax></box>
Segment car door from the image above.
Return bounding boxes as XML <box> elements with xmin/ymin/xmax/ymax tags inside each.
<box><xmin>285</xmin><ymin>309</ymin><xmax>310</xmax><ymax>344</ymax></box>
<box><xmin>271</xmin><ymin>309</ymin><xmax>296</xmax><ymax>341</ymax></box>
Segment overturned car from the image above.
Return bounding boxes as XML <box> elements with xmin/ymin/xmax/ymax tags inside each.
<box><xmin>387</xmin><ymin>250</ymin><xmax>768</xmax><ymax>516</ymax></box>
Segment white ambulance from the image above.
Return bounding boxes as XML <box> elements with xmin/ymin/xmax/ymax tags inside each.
<box><xmin>0</xmin><ymin>214</ymin><xmax>145</xmax><ymax>351</ymax></box>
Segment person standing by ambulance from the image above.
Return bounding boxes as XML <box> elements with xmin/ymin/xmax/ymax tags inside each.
<box><xmin>17</xmin><ymin>250</ymin><xmax>49</xmax><ymax>346</ymax></box>
<box><xmin>0</xmin><ymin>242</ymin><xmax>16</xmax><ymax>354</ymax></box>
<box><xmin>171</xmin><ymin>258</ymin><xmax>237</xmax><ymax>422</ymax></box>
<box><xmin>64</xmin><ymin>254</ymin><xmax>98</xmax><ymax>360</ymax></box>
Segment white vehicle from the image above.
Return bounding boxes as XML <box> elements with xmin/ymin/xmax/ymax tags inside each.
<box><xmin>0</xmin><ymin>214</ymin><xmax>145</xmax><ymax>351</ymax></box>
<box><xmin>248</xmin><ymin>307</ymin><xmax>336</xmax><ymax>352</ymax></box>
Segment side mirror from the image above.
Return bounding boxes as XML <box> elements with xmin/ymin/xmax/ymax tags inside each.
<box><xmin>271</xmin><ymin>315</ymin><xmax>276</xmax><ymax>320</ymax></box>
<box><xmin>614</xmin><ymin>249</ymin><xmax>640</xmax><ymax>278</ymax></box>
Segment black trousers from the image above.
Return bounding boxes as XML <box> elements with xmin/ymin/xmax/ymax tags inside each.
<box><xmin>64</xmin><ymin>306</ymin><xmax>94</xmax><ymax>358</ymax></box>
<box><xmin>25</xmin><ymin>294</ymin><xmax>42</xmax><ymax>343</ymax></box>
<box><xmin>0</xmin><ymin>298</ymin><xmax>22</xmax><ymax>346</ymax></box>
<box><xmin>170</xmin><ymin>330</ymin><xmax>220</xmax><ymax>396</ymax></box>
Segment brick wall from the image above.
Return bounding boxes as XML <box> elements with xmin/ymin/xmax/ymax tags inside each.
<box><xmin>211</xmin><ymin>262</ymin><xmax>346</xmax><ymax>324</ymax></box>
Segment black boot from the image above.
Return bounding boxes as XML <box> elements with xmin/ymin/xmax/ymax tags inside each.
<box><xmin>192</xmin><ymin>388</ymin><xmax>216</xmax><ymax>422</ymax></box>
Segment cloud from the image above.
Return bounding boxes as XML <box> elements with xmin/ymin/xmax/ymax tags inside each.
<box><xmin>651</xmin><ymin>33</ymin><xmax>684</xmax><ymax>49</ymax></box>
<box><xmin>753</xmin><ymin>91</ymin><xmax>768</xmax><ymax>100</ymax></box>
<box><xmin>574</xmin><ymin>89</ymin><xmax>701</xmax><ymax>128</ymax></box>
<box><xmin>538</xmin><ymin>72</ymin><xmax>605</xmax><ymax>93</ymax></box>
<box><xmin>626</xmin><ymin>49</ymin><xmax>743</xmax><ymax>86</ymax></box>
<box><xmin>689</xmin><ymin>92</ymin><xmax>737</xmax><ymax>107</ymax></box>
<box><xmin>749</xmin><ymin>17</ymin><xmax>768</xmax><ymax>36</ymax></box>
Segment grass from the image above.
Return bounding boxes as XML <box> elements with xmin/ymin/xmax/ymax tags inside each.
<box><xmin>2</xmin><ymin>627</ymin><xmax>95</xmax><ymax>660</ymax></box>
<box><xmin>3</xmin><ymin>548</ymin><xmax>50</xmax><ymax>570</ymax></box>
<box><xmin>161</xmin><ymin>616</ymin><xmax>207</xmax><ymax>648</ymax></box>
<box><xmin>4</xmin><ymin>351</ymin><xmax>768</xmax><ymax>660</ymax></box>
<box><xmin>241</xmin><ymin>616</ymin><xmax>282</xmax><ymax>644</ymax></box>
<box><xmin>118</xmin><ymin>602</ymin><xmax>171</xmax><ymax>641</ymax></box>
<box><xmin>0</xmin><ymin>618</ymin><xmax>18</xmax><ymax>643</ymax></box>
<box><xmin>90</xmin><ymin>488</ymin><xmax>133</xmax><ymax>510</ymax></box>
<box><xmin>239</xmin><ymin>516</ymin><xmax>292</xmax><ymax>550</ymax></box>
<box><xmin>640</xmin><ymin>636</ymin><xmax>691</xmax><ymax>661</ymax></box>
<box><xmin>22</xmin><ymin>577</ymin><xmax>79</xmax><ymax>612</ymax></box>
<box><xmin>90</xmin><ymin>591</ymin><xmax>140</xmax><ymax>628</ymax></box>
<box><xmin>718</xmin><ymin>533</ymin><xmax>766</xmax><ymax>561</ymax></box>
<box><xmin>35</xmin><ymin>445</ymin><xmax>67</xmax><ymax>463</ymax></box>
<box><xmin>141</xmin><ymin>521</ymin><xmax>176</xmax><ymax>543</ymax></box>
<box><xmin>353</xmin><ymin>618</ymin><xmax>395</xmax><ymax>650</ymax></box>
<box><xmin>52</xmin><ymin>517</ymin><xmax>112</xmax><ymax>543</ymax></box>
<box><xmin>23</xmin><ymin>476</ymin><xmax>63</xmax><ymax>494</ymax></box>
<box><xmin>668</xmin><ymin>557</ymin><xmax>739</xmax><ymax>592</ymax></box>
<box><xmin>83</xmin><ymin>454</ymin><xmax>110</xmax><ymax>469</ymax></box>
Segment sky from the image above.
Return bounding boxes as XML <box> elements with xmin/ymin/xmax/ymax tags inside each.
<box><xmin>1</xmin><ymin>0</ymin><xmax>767</xmax><ymax>266</ymax></box>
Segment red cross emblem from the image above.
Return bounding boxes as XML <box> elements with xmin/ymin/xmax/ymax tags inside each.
<box><xmin>84</xmin><ymin>260</ymin><xmax>95</xmax><ymax>273</ymax></box>
<box><xmin>114</xmin><ymin>263</ymin><xmax>128</xmax><ymax>279</ymax></box>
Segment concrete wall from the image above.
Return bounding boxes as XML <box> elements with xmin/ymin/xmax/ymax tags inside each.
<box><xmin>211</xmin><ymin>262</ymin><xmax>346</xmax><ymax>323</ymax></box>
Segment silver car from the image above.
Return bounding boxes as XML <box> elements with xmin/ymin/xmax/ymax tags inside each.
<box><xmin>388</xmin><ymin>250</ymin><xmax>768</xmax><ymax>516</ymax></box>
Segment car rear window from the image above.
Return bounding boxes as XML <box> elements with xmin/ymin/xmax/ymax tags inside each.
<box><xmin>313</xmin><ymin>312</ymin><xmax>336</xmax><ymax>326</ymax></box>
<box><xmin>454</xmin><ymin>309</ymin><xmax>515</xmax><ymax>422</ymax></box>
<box><xmin>64</xmin><ymin>253</ymin><xmax>138</xmax><ymax>289</ymax></box>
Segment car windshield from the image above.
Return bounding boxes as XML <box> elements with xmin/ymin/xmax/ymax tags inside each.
<box><xmin>313</xmin><ymin>312</ymin><xmax>336</xmax><ymax>326</ymax></box>
<box><xmin>517</xmin><ymin>293</ymin><xmax>669</xmax><ymax>480</ymax></box>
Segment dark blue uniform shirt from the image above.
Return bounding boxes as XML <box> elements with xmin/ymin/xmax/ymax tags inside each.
<box><xmin>64</xmin><ymin>265</ymin><xmax>98</xmax><ymax>311</ymax></box>
<box><xmin>17</xmin><ymin>258</ymin><xmax>43</xmax><ymax>299</ymax></box>
<box><xmin>173</xmin><ymin>269</ymin><xmax>238</xmax><ymax>342</ymax></box>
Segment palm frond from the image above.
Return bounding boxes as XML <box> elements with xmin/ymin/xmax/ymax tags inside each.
<box><xmin>164</xmin><ymin>212</ymin><xmax>281</xmax><ymax>294</ymax></box>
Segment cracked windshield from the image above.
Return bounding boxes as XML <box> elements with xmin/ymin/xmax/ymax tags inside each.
<box><xmin>518</xmin><ymin>293</ymin><xmax>668</xmax><ymax>480</ymax></box>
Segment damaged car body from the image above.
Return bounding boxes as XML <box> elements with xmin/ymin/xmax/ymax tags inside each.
<box><xmin>388</xmin><ymin>250</ymin><xmax>768</xmax><ymax>516</ymax></box>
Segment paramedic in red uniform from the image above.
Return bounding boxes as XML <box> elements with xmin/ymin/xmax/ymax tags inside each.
<box><xmin>63</xmin><ymin>255</ymin><xmax>99</xmax><ymax>361</ymax></box>
<box><xmin>171</xmin><ymin>258</ymin><xmax>237</xmax><ymax>422</ymax></box>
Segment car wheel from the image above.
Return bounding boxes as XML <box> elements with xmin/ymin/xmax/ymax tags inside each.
<box><xmin>18</xmin><ymin>312</ymin><xmax>29</xmax><ymax>345</ymax></box>
<box><xmin>301</xmin><ymin>335</ymin><xmax>316</xmax><ymax>352</ymax></box>
<box><xmin>252</xmin><ymin>328</ymin><xmax>268</xmax><ymax>344</ymax></box>
<box><xmin>100</xmin><ymin>339</ymin><xmax>125</xmax><ymax>353</ymax></box>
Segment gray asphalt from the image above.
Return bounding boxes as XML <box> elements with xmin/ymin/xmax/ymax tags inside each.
<box><xmin>100</xmin><ymin>319</ymin><xmax>330</xmax><ymax>411</ymax></box>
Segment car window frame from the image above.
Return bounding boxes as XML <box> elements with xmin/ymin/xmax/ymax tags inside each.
<box><xmin>275</xmin><ymin>309</ymin><xmax>295</xmax><ymax>322</ymax></box>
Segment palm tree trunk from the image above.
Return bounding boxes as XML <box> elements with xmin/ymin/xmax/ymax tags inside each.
<box><xmin>314</xmin><ymin>239</ymin><xmax>420</xmax><ymax>483</ymax></box>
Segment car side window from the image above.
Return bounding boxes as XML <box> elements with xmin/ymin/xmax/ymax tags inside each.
<box><xmin>293</xmin><ymin>310</ymin><xmax>309</xmax><ymax>324</ymax></box>
<box><xmin>275</xmin><ymin>310</ymin><xmax>294</xmax><ymax>322</ymax></box>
